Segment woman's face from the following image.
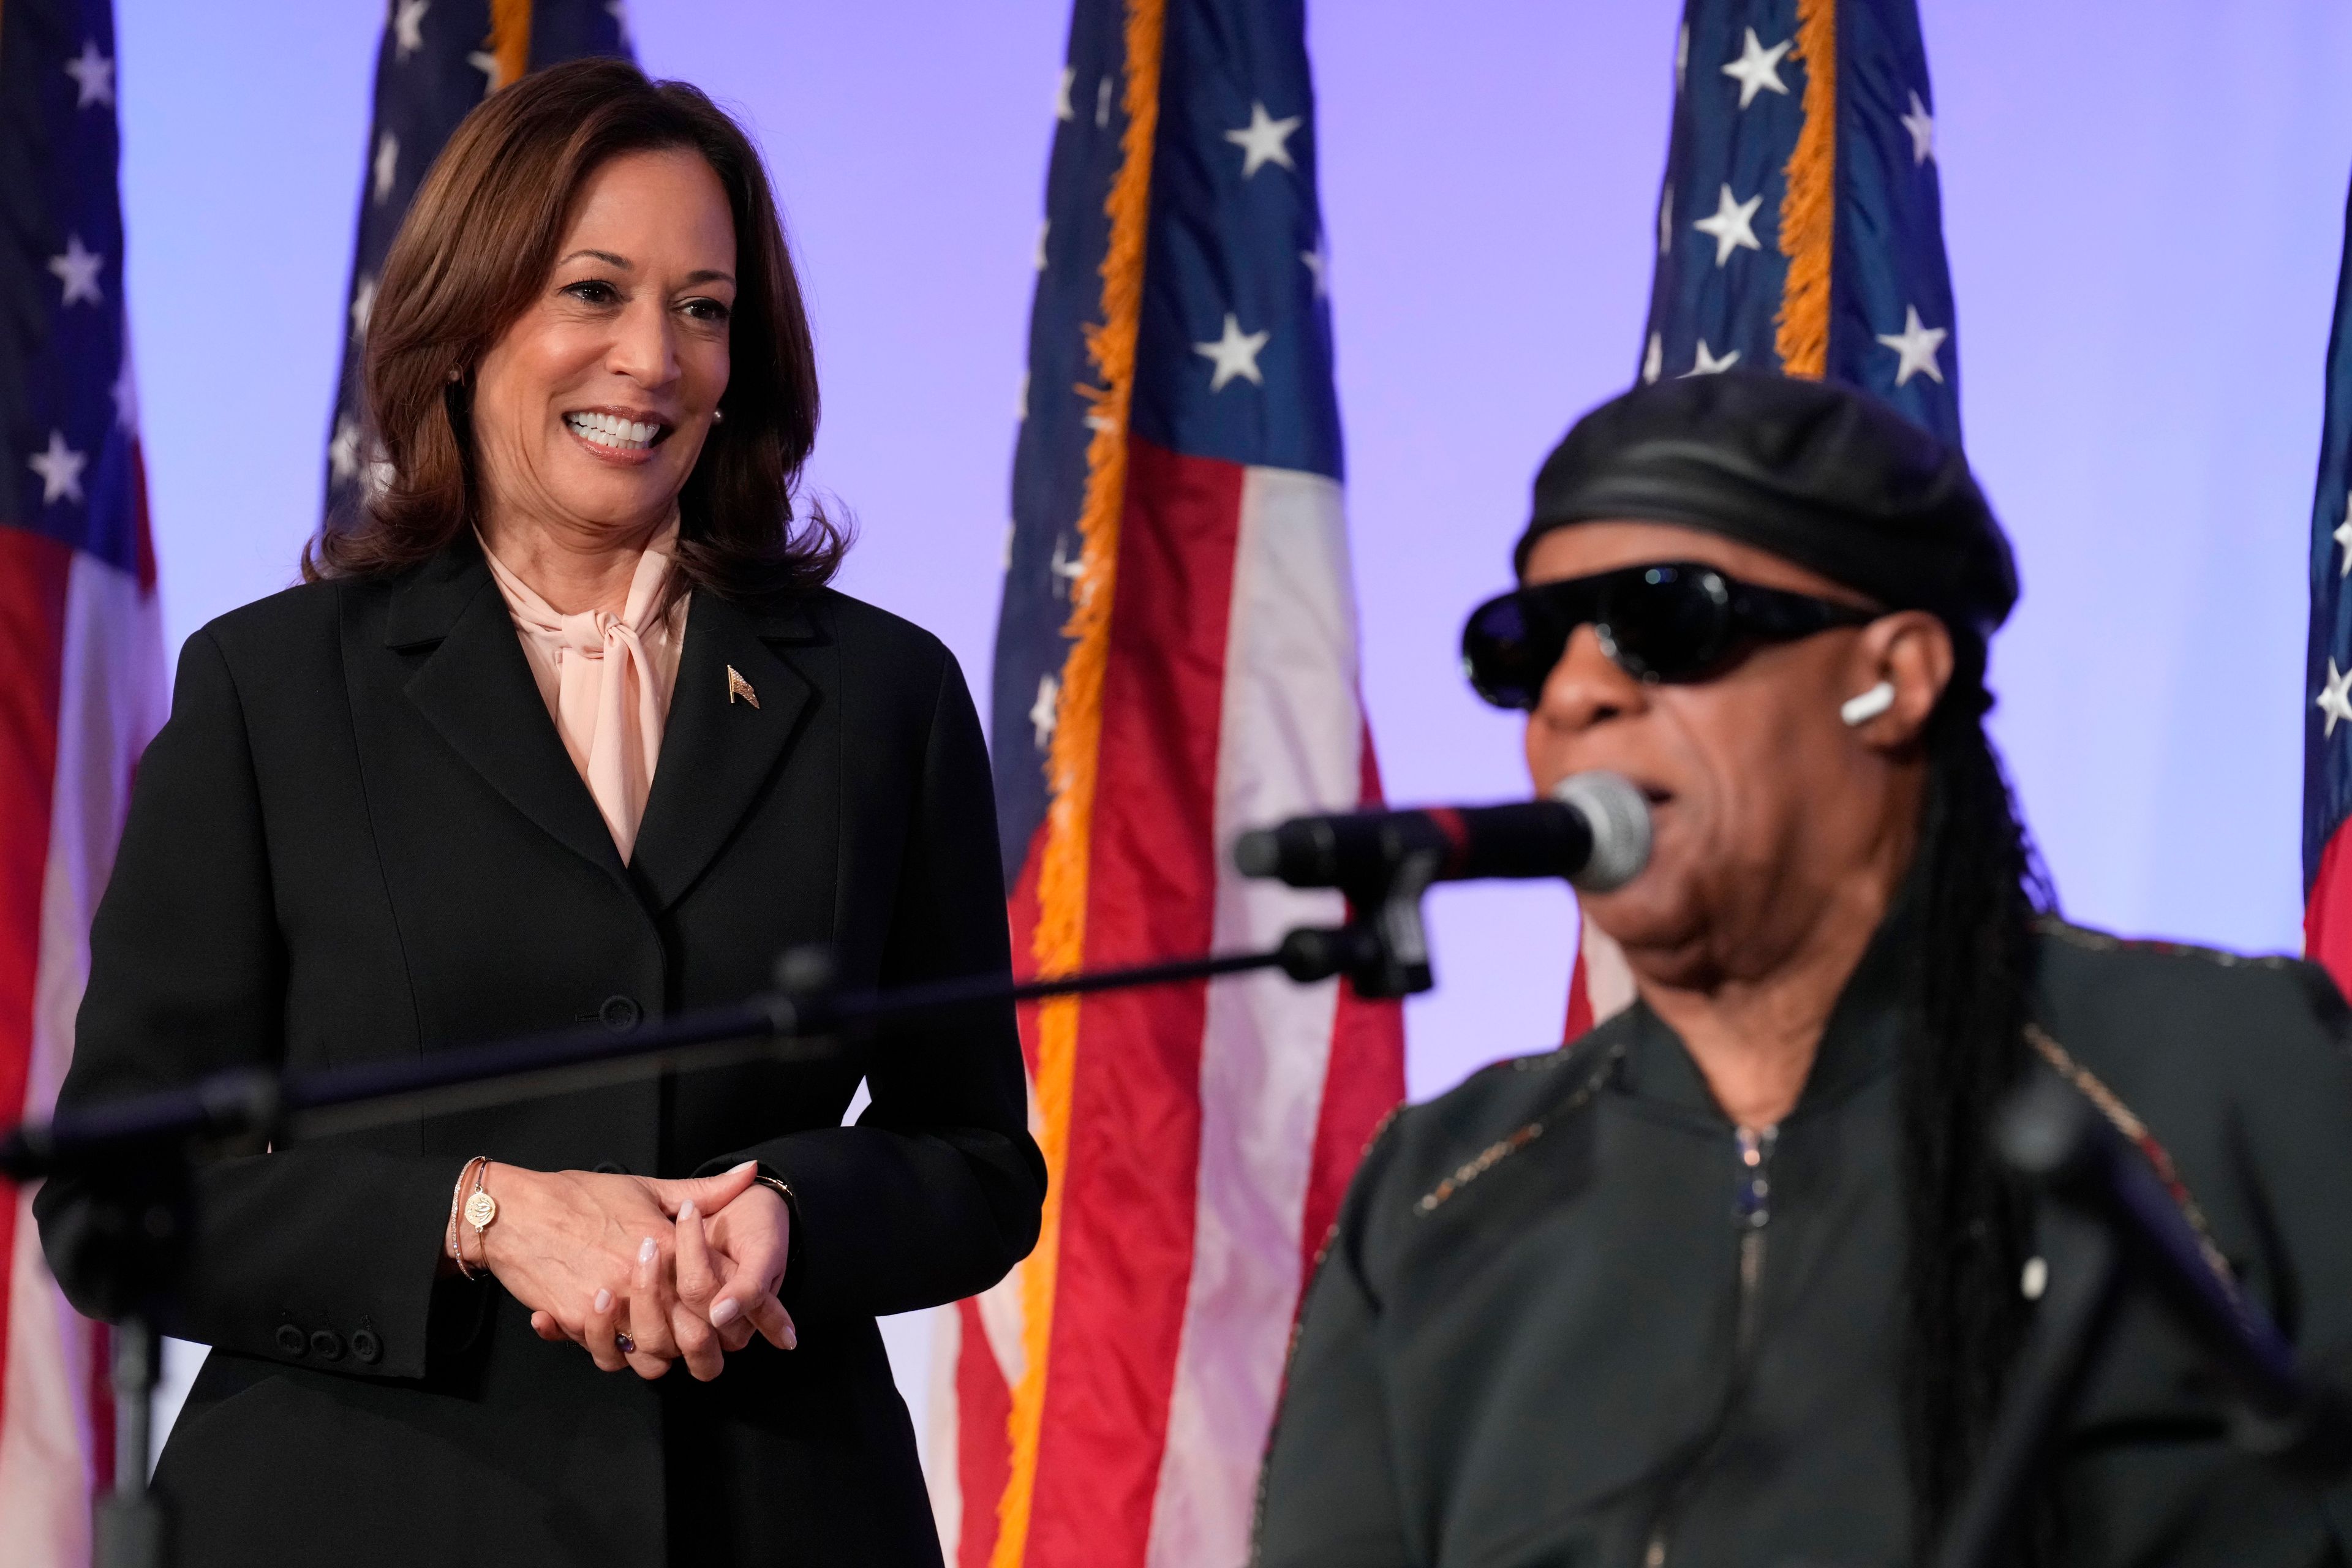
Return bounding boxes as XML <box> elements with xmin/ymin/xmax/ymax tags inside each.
<box><xmin>472</xmin><ymin>148</ymin><xmax>737</xmax><ymax>542</ymax></box>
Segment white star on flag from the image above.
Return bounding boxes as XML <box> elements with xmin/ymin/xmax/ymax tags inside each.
<box><xmin>350</xmin><ymin>274</ymin><xmax>379</xmax><ymax>342</ymax></box>
<box><xmin>64</xmin><ymin>39</ymin><xmax>114</xmax><ymax>108</ymax></box>
<box><xmin>2335</xmin><ymin>496</ymin><xmax>2352</xmax><ymax>578</ymax></box>
<box><xmin>2321</xmin><ymin>658</ymin><xmax>2352</xmax><ymax>737</ymax></box>
<box><xmin>1692</xmin><ymin>184</ymin><xmax>1763</xmax><ymax>267</ymax></box>
<box><xmin>1096</xmin><ymin>76</ymin><xmax>1113</xmax><ymax>129</ymax></box>
<box><xmin>329</xmin><ymin>417</ymin><xmax>362</xmax><ymax>485</ymax></box>
<box><xmin>1657</xmin><ymin>184</ymin><xmax>1673</xmax><ymax>256</ymax></box>
<box><xmin>28</xmin><ymin>429</ymin><xmax>87</xmax><ymax>505</ymax></box>
<box><xmin>1901</xmin><ymin>91</ymin><xmax>1936</xmax><ymax>165</ymax></box>
<box><xmin>1875</xmin><ymin>304</ymin><xmax>1948</xmax><ymax>386</ymax></box>
<box><xmin>1300</xmin><ymin>237</ymin><xmax>1329</xmax><ymax>298</ymax></box>
<box><xmin>1224</xmin><ymin>102</ymin><xmax>1302</xmax><ymax>179</ymax></box>
<box><xmin>1676</xmin><ymin>24</ymin><xmax>1689</xmax><ymax>89</ymax></box>
<box><xmin>1015</xmin><ymin>369</ymin><xmax>1030</xmax><ymax>421</ymax></box>
<box><xmin>48</xmin><ymin>235</ymin><xmax>104</xmax><ymax>306</ymax></box>
<box><xmin>1683</xmin><ymin>339</ymin><xmax>1741</xmax><ymax>377</ymax></box>
<box><xmin>111</xmin><ymin>356</ymin><xmax>138</xmax><ymax>430</ymax></box>
<box><xmin>1031</xmin><ymin>673</ymin><xmax>1061</xmax><ymax>750</ymax></box>
<box><xmin>1643</xmin><ymin>334</ymin><xmax>1664</xmax><ymax>384</ymax></box>
<box><xmin>1721</xmin><ymin>28</ymin><xmax>1792</xmax><ymax>110</ymax></box>
<box><xmin>606</xmin><ymin>1</ymin><xmax>631</xmax><ymax>49</ymax></box>
<box><xmin>392</xmin><ymin>0</ymin><xmax>429</xmax><ymax>61</ymax></box>
<box><xmin>467</xmin><ymin>50</ymin><xmax>500</xmax><ymax>96</ymax></box>
<box><xmin>1055</xmin><ymin>66</ymin><xmax>1076</xmax><ymax>122</ymax></box>
<box><xmin>1049</xmin><ymin>535</ymin><xmax>1085</xmax><ymax>595</ymax></box>
<box><xmin>1035</xmin><ymin>220</ymin><xmax>1050</xmax><ymax>272</ymax></box>
<box><xmin>1193</xmin><ymin>313</ymin><xmax>1270</xmax><ymax>391</ymax></box>
<box><xmin>372</xmin><ymin>132</ymin><xmax>399</xmax><ymax>204</ymax></box>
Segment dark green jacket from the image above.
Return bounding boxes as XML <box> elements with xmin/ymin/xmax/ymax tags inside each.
<box><xmin>1255</xmin><ymin>918</ymin><xmax>2352</xmax><ymax>1568</ymax></box>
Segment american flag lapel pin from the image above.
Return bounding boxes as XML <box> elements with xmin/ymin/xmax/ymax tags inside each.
<box><xmin>726</xmin><ymin>665</ymin><xmax>760</xmax><ymax>709</ymax></box>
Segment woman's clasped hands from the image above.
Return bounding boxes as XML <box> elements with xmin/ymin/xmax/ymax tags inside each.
<box><xmin>459</xmin><ymin>1159</ymin><xmax>799</xmax><ymax>1381</ymax></box>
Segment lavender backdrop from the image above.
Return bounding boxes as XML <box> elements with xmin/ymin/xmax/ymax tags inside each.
<box><xmin>115</xmin><ymin>0</ymin><xmax>2352</xmax><ymax>1464</ymax></box>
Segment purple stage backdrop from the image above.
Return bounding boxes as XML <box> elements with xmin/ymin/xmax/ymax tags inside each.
<box><xmin>112</xmin><ymin>0</ymin><xmax>2352</xmax><ymax>1463</ymax></box>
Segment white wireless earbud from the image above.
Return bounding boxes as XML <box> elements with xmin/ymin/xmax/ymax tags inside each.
<box><xmin>1839</xmin><ymin>680</ymin><xmax>1897</xmax><ymax>727</ymax></box>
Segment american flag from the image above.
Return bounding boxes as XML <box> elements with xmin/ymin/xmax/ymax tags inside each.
<box><xmin>0</xmin><ymin>0</ymin><xmax>166</xmax><ymax>1554</ymax></box>
<box><xmin>935</xmin><ymin>2</ymin><xmax>1404</xmax><ymax>1564</ymax></box>
<box><xmin>323</xmin><ymin>0</ymin><xmax>633</xmax><ymax>525</ymax></box>
<box><xmin>1571</xmin><ymin>0</ymin><xmax>1963</xmax><ymax>1036</ymax></box>
<box><xmin>2302</xmin><ymin>183</ymin><xmax>2352</xmax><ymax>984</ymax></box>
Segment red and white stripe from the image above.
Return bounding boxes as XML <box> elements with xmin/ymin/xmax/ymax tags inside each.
<box><xmin>1564</xmin><ymin>911</ymin><xmax>1637</xmax><ymax>1040</ymax></box>
<box><xmin>935</xmin><ymin>442</ymin><xmax>1404</xmax><ymax>1567</ymax></box>
<box><xmin>0</xmin><ymin>503</ymin><xmax>165</xmax><ymax>1561</ymax></box>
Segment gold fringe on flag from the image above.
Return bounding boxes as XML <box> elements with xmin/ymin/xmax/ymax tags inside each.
<box><xmin>991</xmin><ymin>0</ymin><xmax>1166</xmax><ymax>1562</ymax></box>
<box><xmin>486</xmin><ymin>0</ymin><xmax>533</xmax><ymax>92</ymax></box>
<box><xmin>1774</xmin><ymin>0</ymin><xmax>1836</xmax><ymax>377</ymax></box>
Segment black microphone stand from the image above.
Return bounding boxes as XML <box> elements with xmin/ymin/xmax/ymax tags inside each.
<box><xmin>4</xmin><ymin>869</ymin><xmax>1436</xmax><ymax>1568</ymax></box>
<box><xmin>1933</xmin><ymin>1071</ymin><xmax>2352</xmax><ymax>1568</ymax></box>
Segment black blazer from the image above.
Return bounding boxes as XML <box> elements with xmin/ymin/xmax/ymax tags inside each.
<box><xmin>36</xmin><ymin>535</ymin><xmax>1044</xmax><ymax>1567</ymax></box>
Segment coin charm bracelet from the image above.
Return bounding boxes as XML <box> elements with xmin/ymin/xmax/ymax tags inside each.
<box><xmin>445</xmin><ymin>1155</ymin><xmax>496</xmax><ymax>1280</ymax></box>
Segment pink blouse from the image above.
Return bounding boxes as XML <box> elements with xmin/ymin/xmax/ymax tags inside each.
<box><xmin>479</xmin><ymin>524</ymin><xmax>690</xmax><ymax>861</ymax></box>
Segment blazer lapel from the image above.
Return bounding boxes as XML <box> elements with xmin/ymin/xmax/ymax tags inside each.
<box><xmin>628</xmin><ymin>591</ymin><xmax>816</xmax><ymax>911</ymax></box>
<box><xmin>388</xmin><ymin>540</ymin><xmax>628</xmax><ymax>886</ymax></box>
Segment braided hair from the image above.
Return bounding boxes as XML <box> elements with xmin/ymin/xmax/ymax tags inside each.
<box><xmin>1899</xmin><ymin>635</ymin><xmax>2056</xmax><ymax>1560</ymax></box>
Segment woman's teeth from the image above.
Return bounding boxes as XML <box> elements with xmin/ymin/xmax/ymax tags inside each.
<box><xmin>564</xmin><ymin>412</ymin><xmax>661</xmax><ymax>451</ymax></box>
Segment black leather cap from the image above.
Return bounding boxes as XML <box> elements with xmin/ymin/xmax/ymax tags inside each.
<box><xmin>1516</xmin><ymin>373</ymin><xmax>2017</xmax><ymax>636</ymax></box>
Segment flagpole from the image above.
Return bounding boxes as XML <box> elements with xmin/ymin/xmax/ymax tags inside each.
<box><xmin>93</xmin><ymin>1318</ymin><xmax>164</xmax><ymax>1568</ymax></box>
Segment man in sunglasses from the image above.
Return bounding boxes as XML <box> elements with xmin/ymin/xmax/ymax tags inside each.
<box><xmin>1255</xmin><ymin>372</ymin><xmax>2352</xmax><ymax>1567</ymax></box>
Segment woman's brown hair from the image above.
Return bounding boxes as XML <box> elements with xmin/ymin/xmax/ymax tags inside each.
<box><xmin>304</xmin><ymin>58</ymin><xmax>845</xmax><ymax>600</ymax></box>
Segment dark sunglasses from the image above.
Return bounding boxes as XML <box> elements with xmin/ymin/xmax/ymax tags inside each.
<box><xmin>1460</xmin><ymin>561</ymin><xmax>1879</xmax><ymax>709</ymax></box>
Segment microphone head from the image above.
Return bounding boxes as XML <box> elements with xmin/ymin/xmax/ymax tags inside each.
<box><xmin>1548</xmin><ymin>771</ymin><xmax>1651</xmax><ymax>892</ymax></box>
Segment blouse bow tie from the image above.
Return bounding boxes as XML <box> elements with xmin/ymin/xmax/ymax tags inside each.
<box><xmin>480</xmin><ymin>524</ymin><xmax>690</xmax><ymax>862</ymax></box>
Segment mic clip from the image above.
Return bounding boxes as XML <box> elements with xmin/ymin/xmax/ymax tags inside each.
<box><xmin>1270</xmin><ymin>846</ymin><xmax>1442</xmax><ymax>1000</ymax></box>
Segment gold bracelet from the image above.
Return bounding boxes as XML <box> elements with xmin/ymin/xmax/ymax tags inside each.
<box><xmin>462</xmin><ymin>1160</ymin><xmax>499</xmax><ymax>1272</ymax></box>
<box><xmin>755</xmin><ymin>1174</ymin><xmax>794</xmax><ymax>1205</ymax></box>
<box><xmin>447</xmin><ymin>1155</ymin><xmax>488</xmax><ymax>1280</ymax></box>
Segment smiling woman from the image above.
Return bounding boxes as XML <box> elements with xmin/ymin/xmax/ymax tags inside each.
<box><xmin>307</xmin><ymin>60</ymin><xmax>840</xmax><ymax>603</ymax></box>
<box><xmin>38</xmin><ymin>58</ymin><xmax>1040</xmax><ymax>1568</ymax></box>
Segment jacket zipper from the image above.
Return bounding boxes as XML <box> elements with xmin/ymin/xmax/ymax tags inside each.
<box><xmin>1733</xmin><ymin>1125</ymin><xmax>1775</xmax><ymax>1354</ymax></box>
<box><xmin>1643</xmin><ymin>1123</ymin><xmax>1779</xmax><ymax>1568</ymax></box>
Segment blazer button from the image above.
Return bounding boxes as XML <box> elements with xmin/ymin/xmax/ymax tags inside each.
<box><xmin>309</xmin><ymin>1329</ymin><xmax>345</xmax><ymax>1362</ymax></box>
<box><xmin>275</xmin><ymin>1324</ymin><xmax>306</xmax><ymax>1357</ymax></box>
<box><xmin>350</xmin><ymin>1327</ymin><xmax>382</xmax><ymax>1364</ymax></box>
<box><xmin>598</xmin><ymin>995</ymin><xmax>642</xmax><ymax>1033</ymax></box>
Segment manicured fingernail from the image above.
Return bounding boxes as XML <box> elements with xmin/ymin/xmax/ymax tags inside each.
<box><xmin>783</xmin><ymin>1323</ymin><xmax>797</xmax><ymax>1350</ymax></box>
<box><xmin>730</xmin><ymin>1159</ymin><xmax>756</xmax><ymax>1174</ymax></box>
<box><xmin>639</xmin><ymin>1237</ymin><xmax>658</xmax><ymax>1265</ymax></box>
<box><xmin>710</xmin><ymin>1297</ymin><xmax>741</xmax><ymax>1329</ymax></box>
<box><xmin>679</xmin><ymin>1199</ymin><xmax>698</xmax><ymax>1223</ymax></box>
<box><xmin>593</xmin><ymin>1289</ymin><xmax>612</xmax><ymax>1313</ymax></box>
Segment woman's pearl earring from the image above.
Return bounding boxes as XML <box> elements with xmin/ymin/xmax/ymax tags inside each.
<box><xmin>1840</xmin><ymin>680</ymin><xmax>1897</xmax><ymax>727</ymax></box>
<box><xmin>711</xmin><ymin>407</ymin><xmax>726</xmax><ymax>424</ymax></box>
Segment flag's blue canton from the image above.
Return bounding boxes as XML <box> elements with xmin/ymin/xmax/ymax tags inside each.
<box><xmin>990</xmin><ymin>0</ymin><xmax>1341</xmax><ymax>886</ymax></box>
<box><xmin>992</xmin><ymin>0</ymin><xmax>1130</xmax><ymax>886</ymax></box>
<box><xmin>2302</xmin><ymin>180</ymin><xmax>2352</xmax><ymax>889</ymax></box>
<box><xmin>324</xmin><ymin>1</ymin><xmax>631</xmax><ymax>522</ymax></box>
<box><xmin>2</xmin><ymin>0</ymin><xmax>141</xmax><ymax>575</ymax></box>
<box><xmin>1642</xmin><ymin>0</ymin><xmax>1960</xmax><ymax>448</ymax></box>
<box><xmin>1132</xmin><ymin>0</ymin><xmax>1339</xmax><ymax>481</ymax></box>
